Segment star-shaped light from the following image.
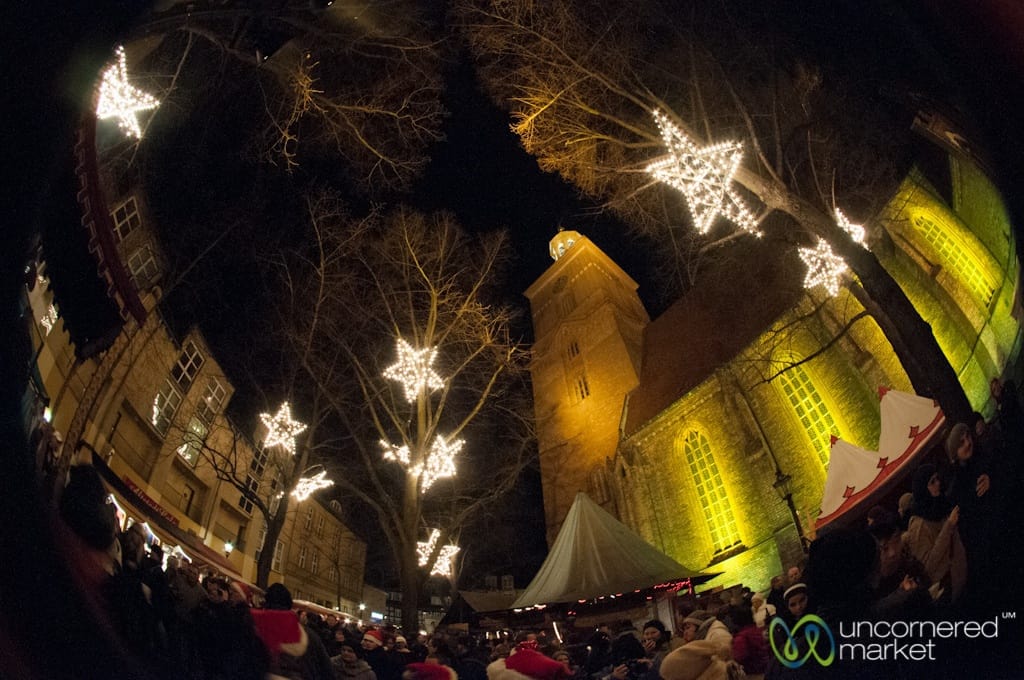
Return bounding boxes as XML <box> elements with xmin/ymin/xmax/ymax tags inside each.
<box><xmin>834</xmin><ymin>208</ymin><xmax>866</xmax><ymax>246</ymax></box>
<box><xmin>799</xmin><ymin>238</ymin><xmax>848</xmax><ymax>296</ymax></box>
<box><xmin>416</xmin><ymin>435</ymin><xmax>463</xmax><ymax>491</ymax></box>
<box><xmin>260</xmin><ymin>402</ymin><xmax>307</xmax><ymax>455</ymax></box>
<box><xmin>647</xmin><ymin>110</ymin><xmax>760</xmax><ymax>236</ymax></box>
<box><xmin>380</xmin><ymin>435</ymin><xmax>464</xmax><ymax>491</ymax></box>
<box><xmin>96</xmin><ymin>45</ymin><xmax>160</xmax><ymax>139</ymax></box>
<box><xmin>417</xmin><ymin>528</ymin><xmax>461</xmax><ymax>576</ymax></box>
<box><xmin>383</xmin><ymin>338</ymin><xmax>445</xmax><ymax>402</ymax></box>
<box><xmin>292</xmin><ymin>470</ymin><xmax>334</xmax><ymax>501</ymax></box>
<box><xmin>380</xmin><ymin>439</ymin><xmax>411</xmax><ymax>465</ymax></box>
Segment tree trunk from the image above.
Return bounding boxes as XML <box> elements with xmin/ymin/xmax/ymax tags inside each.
<box><xmin>256</xmin><ymin>498</ymin><xmax>289</xmax><ymax>589</ymax></box>
<box><xmin>769</xmin><ymin>186</ymin><xmax>975</xmax><ymax>425</ymax></box>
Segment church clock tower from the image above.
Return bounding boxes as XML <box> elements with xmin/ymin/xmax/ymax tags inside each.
<box><xmin>525</xmin><ymin>230</ymin><xmax>649</xmax><ymax>545</ymax></box>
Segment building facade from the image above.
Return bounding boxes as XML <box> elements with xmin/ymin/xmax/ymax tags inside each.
<box><xmin>22</xmin><ymin>115</ymin><xmax>368</xmax><ymax>601</ymax></box>
<box><xmin>527</xmin><ymin>145</ymin><xmax>1020</xmax><ymax>591</ymax></box>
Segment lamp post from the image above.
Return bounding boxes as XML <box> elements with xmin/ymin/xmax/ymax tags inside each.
<box><xmin>771</xmin><ymin>471</ymin><xmax>807</xmax><ymax>553</ymax></box>
<box><xmin>224</xmin><ymin>541</ymin><xmax>234</xmax><ymax>557</ymax></box>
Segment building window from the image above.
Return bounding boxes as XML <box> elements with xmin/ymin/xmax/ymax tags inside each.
<box><xmin>171</xmin><ymin>341</ymin><xmax>204</xmax><ymax>393</ymax></box>
<box><xmin>175</xmin><ymin>416</ymin><xmax>208</xmax><ymax>467</ymax></box>
<box><xmin>272</xmin><ymin>540</ymin><xmax>285</xmax><ymax>572</ymax></box>
<box><xmin>255</xmin><ymin>523</ymin><xmax>268</xmax><ymax>561</ymax></box>
<box><xmin>311</xmin><ymin>551</ymin><xmax>319</xmax><ymax>576</ymax></box>
<box><xmin>914</xmin><ymin>214</ymin><xmax>995</xmax><ymax>306</ymax></box>
<box><xmin>316</xmin><ymin>514</ymin><xmax>325</xmax><ymax>538</ymax></box>
<box><xmin>111</xmin><ymin>196</ymin><xmax>141</xmax><ymax>242</ymax></box>
<box><xmin>152</xmin><ymin>379</ymin><xmax>183</xmax><ymax>435</ymax></box>
<box><xmin>305</xmin><ymin>507</ymin><xmax>313</xmax><ymax>530</ymax></box>
<box><xmin>299</xmin><ymin>545</ymin><xmax>308</xmax><ymax>569</ymax></box>
<box><xmin>196</xmin><ymin>377</ymin><xmax>227</xmax><ymax>426</ymax></box>
<box><xmin>127</xmin><ymin>246</ymin><xmax>160</xmax><ymax>290</ymax></box>
<box><xmin>567</xmin><ymin>340</ymin><xmax>580</xmax><ymax>359</ymax></box>
<box><xmin>682</xmin><ymin>431</ymin><xmax>741</xmax><ymax>554</ymax></box>
<box><xmin>239</xmin><ymin>474</ymin><xmax>259</xmax><ymax>514</ymax></box>
<box><xmin>573</xmin><ymin>372</ymin><xmax>590</xmax><ymax>402</ymax></box>
<box><xmin>329</xmin><ymin>565</ymin><xmax>338</xmax><ymax>581</ymax></box>
<box><xmin>777</xmin><ymin>364</ymin><xmax>838</xmax><ymax>467</ymax></box>
<box><xmin>180</xmin><ymin>483</ymin><xmax>197</xmax><ymax>517</ymax></box>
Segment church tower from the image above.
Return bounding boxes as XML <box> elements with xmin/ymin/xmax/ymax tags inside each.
<box><xmin>525</xmin><ymin>230</ymin><xmax>649</xmax><ymax>545</ymax></box>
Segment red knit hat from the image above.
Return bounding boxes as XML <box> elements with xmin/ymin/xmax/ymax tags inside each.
<box><xmin>406</xmin><ymin>662</ymin><xmax>458</xmax><ymax>680</ymax></box>
<box><xmin>505</xmin><ymin>648</ymin><xmax>573</xmax><ymax>680</ymax></box>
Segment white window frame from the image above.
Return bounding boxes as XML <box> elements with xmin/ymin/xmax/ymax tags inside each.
<box><xmin>171</xmin><ymin>341</ymin><xmax>204</xmax><ymax>392</ymax></box>
<box><xmin>127</xmin><ymin>246</ymin><xmax>160</xmax><ymax>290</ymax></box>
<box><xmin>111</xmin><ymin>196</ymin><xmax>141</xmax><ymax>242</ymax></box>
<box><xmin>152</xmin><ymin>379</ymin><xmax>183</xmax><ymax>436</ymax></box>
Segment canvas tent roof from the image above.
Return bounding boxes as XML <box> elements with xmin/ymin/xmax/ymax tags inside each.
<box><xmin>512</xmin><ymin>493</ymin><xmax>714</xmax><ymax>609</ymax></box>
<box><xmin>816</xmin><ymin>388</ymin><xmax>945</xmax><ymax>528</ymax></box>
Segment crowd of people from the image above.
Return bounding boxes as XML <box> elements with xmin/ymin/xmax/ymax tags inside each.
<box><xmin>52</xmin><ymin>379</ymin><xmax>1020</xmax><ymax>679</ymax></box>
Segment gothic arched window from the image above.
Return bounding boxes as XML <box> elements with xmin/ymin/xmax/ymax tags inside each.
<box><xmin>776</xmin><ymin>364</ymin><xmax>838</xmax><ymax>467</ymax></box>
<box><xmin>682</xmin><ymin>431</ymin><xmax>741</xmax><ymax>554</ymax></box>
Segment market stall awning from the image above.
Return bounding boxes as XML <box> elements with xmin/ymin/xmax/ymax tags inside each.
<box><xmin>816</xmin><ymin>388</ymin><xmax>945</xmax><ymax>529</ymax></box>
<box><xmin>512</xmin><ymin>492</ymin><xmax>714</xmax><ymax>609</ymax></box>
<box><xmin>89</xmin><ymin>451</ymin><xmax>248</xmax><ymax>583</ymax></box>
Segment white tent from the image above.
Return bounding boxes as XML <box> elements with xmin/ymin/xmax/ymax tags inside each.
<box><xmin>512</xmin><ymin>492</ymin><xmax>713</xmax><ymax>609</ymax></box>
<box><xmin>816</xmin><ymin>388</ymin><xmax>945</xmax><ymax>528</ymax></box>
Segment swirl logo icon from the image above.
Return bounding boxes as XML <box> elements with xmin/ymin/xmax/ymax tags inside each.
<box><xmin>769</xmin><ymin>615</ymin><xmax>836</xmax><ymax>668</ymax></box>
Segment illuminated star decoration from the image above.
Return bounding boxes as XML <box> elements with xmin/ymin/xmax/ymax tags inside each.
<box><xmin>292</xmin><ymin>470</ymin><xmax>334</xmax><ymax>501</ymax></box>
<box><xmin>380</xmin><ymin>435</ymin><xmax>464</xmax><ymax>491</ymax></box>
<box><xmin>96</xmin><ymin>45</ymin><xmax>160</xmax><ymax>139</ymax></box>
<box><xmin>646</xmin><ymin>110</ymin><xmax>760</xmax><ymax>236</ymax></box>
<box><xmin>834</xmin><ymin>208</ymin><xmax>866</xmax><ymax>246</ymax></box>
<box><xmin>417</xmin><ymin>528</ymin><xmax>460</xmax><ymax>576</ymax></box>
<box><xmin>260</xmin><ymin>402</ymin><xmax>307</xmax><ymax>455</ymax></box>
<box><xmin>40</xmin><ymin>304</ymin><xmax>58</xmax><ymax>336</ymax></box>
<box><xmin>380</xmin><ymin>440</ymin><xmax>411</xmax><ymax>465</ymax></box>
<box><xmin>799</xmin><ymin>239</ymin><xmax>848</xmax><ymax>296</ymax></box>
<box><xmin>383</xmin><ymin>338</ymin><xmax>445</xmax><ymax>403</ymax></box>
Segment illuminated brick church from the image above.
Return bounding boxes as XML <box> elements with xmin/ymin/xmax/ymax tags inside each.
<box><xmin>526</xmin><ymin>142</ymin><xmax>1020</xmax><ymax>589</ymax></box>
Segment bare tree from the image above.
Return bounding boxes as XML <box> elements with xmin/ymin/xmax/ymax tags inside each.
<box><xmin>456</xmin><ymin>0</ymin><xmax>974</xmax><ymax>423</ymax></box>
<box><xmin>134</xmin><ymin>0</ymin><xmax>446</xmax><ymax>194</ymax></box>
<box><xmin>264</xmin><ymin>194</ymin><xmax>534</xmax><ymax>633</ymax></box>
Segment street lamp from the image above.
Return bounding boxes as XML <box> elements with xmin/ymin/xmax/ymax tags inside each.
<box><xmin>771</xmin><ymin>470</ymin><xmax>807</xmax><ymax>552</ymax></box>
<box><xmin>224</xmin><ymin>541</ymin><xmax>234</xmax><ymax>557</ymax></box>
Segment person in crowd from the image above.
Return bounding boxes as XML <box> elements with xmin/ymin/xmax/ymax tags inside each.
<box><xmin>404</xmin><ymin>661</ymin><xmax>459</xmax><ymax>680</ymax></box>
<box><xmin>333</xmin><ymin>643</ymin><xmax>378</xmax><ymax>680</ymax></box>
<box><xmin>767</xmin><ymin>528</ymin><xmax>876</xmax><ymax>679</ymax></box>
<box><xmin>192</xmin><ymin>573</ymin><xmax>268</xmax><ymax>679</ymax></box>
<box><xmin>453</xmin><ymin>635</ymin><xmax>489</xmax><ymax>680</ymax></box>
<box><xmin>990</xmin><ymin>377</ymin><xmax>1022</xmax><ymax>449</ymax></box>
<box><xmin>780</xmin><ymin>584</ymin><xmax>807</xmax><ymax>624</ymax></box>
<box><xmin>750</xmin><ymin>594</ymin><xmax>775</xmax><ymax>629</ymax></box>
<box><xmin>730</xmin><ymin>604</ymin><xmax>768</xmax><ymax>679</ymax></box>
<box><xmin>679</xmin><ymin>612</ymin><xmax>732</xmax><ymax>660</ymax></box>
<box><xmin>896</xmin><ymin>492</ymin><xmax>914</xmax><ymax>531</ymax></box>
<box><xmin>366</xmin><ymin>628</ymin><xmax>404</xmax><ymax>680</ymax></box>
<box><xmin>253</xmin><ymin>583</ymin><xmax>333</xmax><ymax>680</ymax></box>
<box><xmin>639</xmin><ymin>619</ymin><xmax>670</xmax><ymax>680</ymax></box>
<box><xmin>659</xmin><ymin>640</ymin><xmax>741</xmax><ymax>680</ymax></box>
<box><xmin>903</xmin><ymin>463</ymin><xmax>967</xmax><ymax>604</ymax></box>
<box><xmin>489</xmin><ymin>644</ymin><xmax>572</xmax><ymax>680</ymax></box>
<box><xmin>764</xmin><ymin>576</ymin><xmax>786</xmax><ymax>618</ymax></box>
<box><xmin>785</xmin><ymin>565</ymin><xmax>802</xmax><ymax>587</ymax></box>
<box><xmin>944</xmin><ymin>421</ymin><xmax>1000</xmax><ymax>607</ymax></box>
<box><xmin>867</xmin><ymin>517</ymin><xmax>933</xmax><ymax>620</ymax></box>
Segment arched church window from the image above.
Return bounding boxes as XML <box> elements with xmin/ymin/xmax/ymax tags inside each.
<box><xmin>682</xmin><ymin>431</ymin><xmax>741</xmax><ymax>554</ymax></box>
<box><xmin>914</xmin><ymin>214</ymin><xmax>995</xmax><ymax>307</ymax></box>
<box><xmin>776</xmin><ymin>364</ymin><xmax>838</xmax><ymax>467</ymax></box>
